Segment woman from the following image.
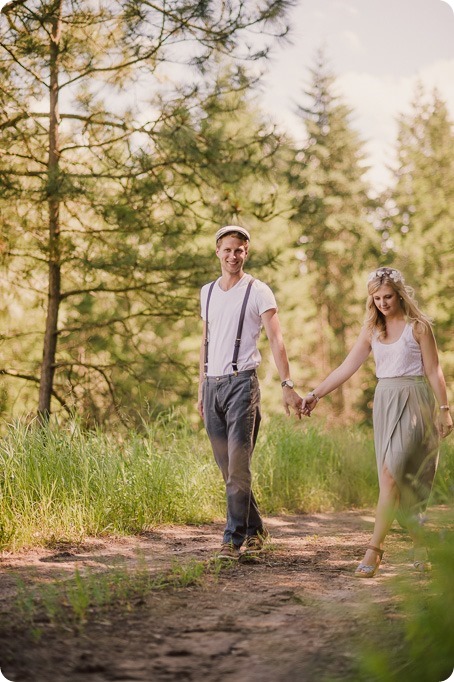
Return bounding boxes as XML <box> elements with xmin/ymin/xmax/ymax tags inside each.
<box><xmin>301</xmin><ymin>268</ymin><xmax>452</xmax><ymax>577</ymax></box>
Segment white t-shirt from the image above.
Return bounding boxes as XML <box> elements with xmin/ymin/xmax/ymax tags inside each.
<box><xmin>200</xmin><ymin>275</ymin><xmax>277</xmax><ymax>376</ymax></box>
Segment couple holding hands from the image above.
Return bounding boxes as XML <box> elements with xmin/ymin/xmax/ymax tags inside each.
<box><xmin>198</xmin><ymin>226</ymin><xmax>452</xmax><ymax>575</ymax></box>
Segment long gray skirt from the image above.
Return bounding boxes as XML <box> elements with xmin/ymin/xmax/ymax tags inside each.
<box><xmin>373</xmin><ymin>376</ymin><xmax>439</xmax><ymax>518</ymax></box>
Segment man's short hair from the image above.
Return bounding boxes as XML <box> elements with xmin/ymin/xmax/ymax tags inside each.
<box><xmin>215</xmin><ymin>225</ymin><xmax>251</xmax><ymax>243</ymax></box>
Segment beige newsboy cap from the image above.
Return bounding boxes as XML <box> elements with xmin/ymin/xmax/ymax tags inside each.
<box><xmin>215</xmin><ymin>225</ymin><xmax>251</xmax><ymax>243</ymax></box>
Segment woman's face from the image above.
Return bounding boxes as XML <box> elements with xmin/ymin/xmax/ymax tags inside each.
<box><xmin>372</xmin><ymin>283</ymin><xmax>401</xmax><ymax>317</ymax></box>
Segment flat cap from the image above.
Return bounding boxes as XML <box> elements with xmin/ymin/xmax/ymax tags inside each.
<box><xmin>215</xmin><ymin>225</ymin><xmax>251</xmax><ymax>243</ymax></box>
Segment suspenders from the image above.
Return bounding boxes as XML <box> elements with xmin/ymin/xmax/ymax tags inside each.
<box><xmin>232</xmin><ymin>278</ymin><xmax>254</xmax><ymax>373</ymax></box>
<box><xmin>203</xmin><ymin>281</ymin><xmax>216</xmax><ymax>377</ymax></box>
<box><xmin>204</xmin><ymin>277</ymin><xmax>255</xmax><ymax>377</ymax></box>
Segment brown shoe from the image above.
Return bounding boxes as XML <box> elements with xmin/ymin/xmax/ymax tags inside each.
<box><xmin>242</xmin><ymin>528</ymin><xmax>270</xmax><ymax>558</ymax></box>
<box><xmin>216</xmin><ymin>542</ymin><xmax>240</xmax><ymax>561</ymax></box>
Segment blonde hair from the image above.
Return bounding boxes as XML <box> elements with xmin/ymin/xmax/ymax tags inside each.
<box><xmin>365</xmin><ymin>268</ymin><xmax>432</xmax><ymax>340</ymax></box>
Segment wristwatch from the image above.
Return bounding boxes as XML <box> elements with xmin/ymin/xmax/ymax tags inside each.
<box><xmin>281</xmin><ymin>379</ymin><xmax>294</xmax><ymax>389</ymax></box>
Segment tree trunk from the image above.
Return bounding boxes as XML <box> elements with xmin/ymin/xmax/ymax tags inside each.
<box><xmin>38</xmin><ymin>0</ymin><xmax>63</xmax><ymax>420</ymax></box>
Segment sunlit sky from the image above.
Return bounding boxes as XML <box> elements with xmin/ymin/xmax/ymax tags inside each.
<box><xmin>259</xmin><ymin>0</ymin><xmax>454</xmax><ymax>189</ymax></box>
<box><xmin>2</xmin><ymin>0</ymin><xmax>453</xmax><ymax>191</ymax></box>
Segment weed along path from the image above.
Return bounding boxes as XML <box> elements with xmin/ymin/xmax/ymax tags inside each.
<box><xmin>0</xmin><ymin>509</ymin><xmax>446</xmax><ymax>682</ymax></box>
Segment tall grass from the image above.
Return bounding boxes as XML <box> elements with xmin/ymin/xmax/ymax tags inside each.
<box><xmin>254</xmin><ymin>416</ymin><xmax>379</xmax><ymax>513</ymax></box>
<box><xmin>0</xmin><ymin>413</ymin><xmax>225</xmax><ymax>549</ymax></box>
<box><xmin>1</xmin><ymin>412</ymin><xmax>453</xmax><ymax>551</ymax></box>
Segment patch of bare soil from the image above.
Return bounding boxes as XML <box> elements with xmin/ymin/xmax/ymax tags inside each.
<box><xmin>0</xmin><ymin>509</ymin><xmax>442</xmax><ymax>682</ymax></box>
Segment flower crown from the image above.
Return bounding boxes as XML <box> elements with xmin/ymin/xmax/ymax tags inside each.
<box><xmin>367</xmin><ymin>268</ymin><xmax>404</xmax><ymax>285</ymax></box>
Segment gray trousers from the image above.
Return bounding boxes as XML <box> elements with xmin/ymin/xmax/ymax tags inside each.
<box><xmin>202</xmin><ymin>369</ymin><xmax>263</xmax><ymax>547</ymax></box>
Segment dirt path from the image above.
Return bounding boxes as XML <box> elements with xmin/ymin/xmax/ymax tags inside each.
<box><xmin>0</xmin><ymin>509</ymin><xmax>440</xmax><ymax>682</ymax></box>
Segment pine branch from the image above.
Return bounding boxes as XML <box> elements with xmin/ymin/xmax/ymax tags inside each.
<box><xmin>1</xmin><ymin>0</ymin><xmax>27</xmax><ymax>14</ymax></box>
<box><xmin>0</xmin><ymin>369</ymin><xmax>70</xmax><ymax>412</ymax></box>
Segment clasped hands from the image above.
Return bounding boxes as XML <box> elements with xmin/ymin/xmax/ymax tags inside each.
<box><xmin>283</xmin><ymin>391</ymin><xmax>319</xmax><ymax>419</ymax></box>
<box><xmin>299</xmin><ymin>393</ymin><xmax>319</xmax><ymax>417</ymax></box>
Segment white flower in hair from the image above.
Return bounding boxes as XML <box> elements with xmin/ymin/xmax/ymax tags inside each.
<box><xmin>389</xmin><ymin>270</ymin><xmax>404</xmax><ymax>283</ymax></box>
<box><xmin>367</xmin><ymin>268</ymin><xmax>404</xmax><ymax>284</ymax></box>
<box><xmin>367</xmin><ymin>271</ymin><xmax>378</xmax><ymax>283</ymax></box>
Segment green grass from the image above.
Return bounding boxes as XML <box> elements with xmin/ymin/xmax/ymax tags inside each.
<box><xmin>0</xmin><ymin>413</ymin><xmax>225</xmax><ymax>549</ymax></box>
<box><xmin>357</xmin><ymin>524</ymin><xmax>454</xmax><ymax>682</ymax></box>
<box><xmin>1</xmin><ymin>411</ymin><xmax>453</xmax><ymax>551</ymax></box>
<box><xmin>253</xmin><ymin>416</ymin><xmax>379</xmax><ymax>513</ymax></box>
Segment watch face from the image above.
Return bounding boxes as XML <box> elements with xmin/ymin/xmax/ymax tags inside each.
<box><xmin>283</xmin><ymin>380</ymin><xmax>294</xmax><ymax>388</ymax></box>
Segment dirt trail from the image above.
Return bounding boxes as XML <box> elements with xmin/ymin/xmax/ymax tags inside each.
<box><xmin>0</xmin><ymin>509</ymin><xmax>439</xmax><ymax>682</ymax></box>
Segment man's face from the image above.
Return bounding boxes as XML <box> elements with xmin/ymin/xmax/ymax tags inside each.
<box><xmin>216</xmin><ymin>235</ymin><xmax>248</xmax><ymax>275</ymax></box>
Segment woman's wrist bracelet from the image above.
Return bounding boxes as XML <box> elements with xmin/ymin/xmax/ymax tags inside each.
<box><xmin>439</xmin><ymin>405</ymin><xmax>450</xmax><ymax>411</ymax></box>
<box><xmin>308</xmin><ymin>391</ymin><xmax>320</xmax><ymax>403</ymax></box>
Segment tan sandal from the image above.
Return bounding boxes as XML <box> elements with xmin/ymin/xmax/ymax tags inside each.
<box><xmin>355</xmin><ymin>545</ymin><xmax>384</xmax><ymax>578</ymax></box>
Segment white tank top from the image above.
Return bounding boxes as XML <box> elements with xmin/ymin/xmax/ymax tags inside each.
<box><xmin>371</xmin><ymin>323</ymin><xmax>424</xmax><ymax>378</ymax></box>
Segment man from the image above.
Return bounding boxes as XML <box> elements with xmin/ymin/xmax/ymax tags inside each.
<box><xmin>198</xmin><ymin>225</ymin><xmax>302</xmax><ymax>561</ymax></box>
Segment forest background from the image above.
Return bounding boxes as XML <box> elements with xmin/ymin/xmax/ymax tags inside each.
<box><xmin>1</xmin><ymin>7</ymin><xmax>453</xmax><ymax>679</ymax></box>
<box><xmin>0</xmin><ymin>0</ymin><xmax>453</xmax><ymax>430</ymax></box>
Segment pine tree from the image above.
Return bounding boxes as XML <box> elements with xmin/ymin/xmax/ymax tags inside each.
<box><xmin>287</xmin><ymin>52</ymin><xmax>379</xmax><ymax>413</ymax></box>
<box><xmin>0</xmin><ymin>0</ymin><xmax>291</xmax><ymax>422</ymax></box>
<box><xmin>387</xmin><ymin>86</ymin><xmax>454</xmax><ymax>347</ymax></box>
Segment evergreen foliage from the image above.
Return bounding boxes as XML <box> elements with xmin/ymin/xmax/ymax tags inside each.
<box><xmin>0</xmin><ymin>0</ymin><xmax>291</xmax><ymax>424</ymax></box>
<box><xmin>370</xmin><ymin>86</ymin><xmax>454</xmax><ymax>400</ymax></box>
<box><xmin>286</xmin><ymin>52</ymin><xmax>380</xmax><ymax>413</ymax></box>
<box><xmin>387</xmin><ymin>85</ymin><xmax>454</xmax><ymax>345</ymax></box>
<box><xmin>0</xmin><ymin>22</ymin><xmax>451</xmax><ymax>423</ymax></box>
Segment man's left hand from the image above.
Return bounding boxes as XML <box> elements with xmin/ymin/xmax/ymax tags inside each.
<box><xmin>282</xmin><ymin>387</ymin><xmax>304</xmax><ymax>419</ymax></box>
